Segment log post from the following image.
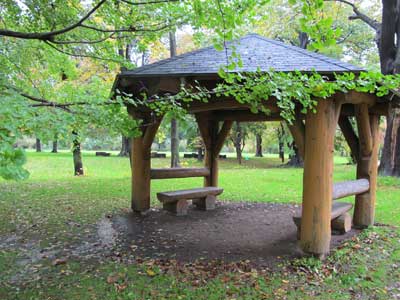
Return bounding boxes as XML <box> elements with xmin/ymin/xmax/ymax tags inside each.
<box><xmin>131</xmin><ymin>113</ymin><xmax>162</xmax><ymax>212</ymax></box>
<box><xmin>300</xmin><ymin>99</ymin><xmax>337</xmax><ymax>256</ymax></box>
<box><xmin>204</xmin><ymin>120</ymin><xmax>219</xmax><ymax>186</ymax></box>
<box><xmin>195</xmin><ymin>114</ymin><xmax>232</xmax><ymax>187</ymax></box>
<box><xmin>338</xmin><ymin>116</ymin><xmax>360</xmax><ymax>163</ymax></box>
<box><xmin>354</xmin><ymin>106</ymin><xmax>380</xmax><ymax>227</ymax></box>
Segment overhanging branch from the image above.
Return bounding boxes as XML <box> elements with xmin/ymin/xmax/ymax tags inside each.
<box><xmin>325</xmin><ymin>0</ymin><xmax>381</xmax><ymax>31</ymax></box>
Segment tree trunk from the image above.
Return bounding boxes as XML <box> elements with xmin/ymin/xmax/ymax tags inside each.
<box><xmin>279</xmin><ymin>142</ymin><xmax>284</xmax><ymax>163</ymax></box>
<box><xmin>169</xmin><ymin>30</ymin><xmax>180</xmax><ymax>168</ymax></box>
<box><xmin>255</xmin><ymin>133</ymin><xmax>263</xmax><ymax>157</ymax></box>
<box><xmin>72</xmin><ymin>131</ymin><xmax>84</xmax><ymax>176</ymax></box>
<box><xmin>35</xmin><ymin>138</ymin><xmax>41</xmax><ymax>152</ymax></box>
<box><xmin>233</xmin><ymin>122</ymin><xmax>243</xmax><ymax>164</ymax></box>
<box><xmin>170</xmin><ymin>118</ymin><xmax>180</xmax><ymax>167</ymax></box>
<box><xmin>379</xmin><ymin>107</ymin><xmax>399</xmax><ymax>175</ymax></box>
<box><xmin>378</xmin><ymin>0</ymin><xmax>400</xmax><ymax>176</ymax></box>
<box><xmin>52</xmin><ymin>139</ymin><xmax>58</xmax><ymax>153</ymax></box>
<box><xmin>392</xmin><ymin>119</ymin><xmax>400</xmax><ymax>176</ymax></box>
<box><xmin>119</xmin><ymin>136</ymin><xmax>131</xmax><ymax>157</ymax></box>
<box><xmin>277</xmin><ymin>123</ymin><xmax>285</xmax><ymax>163</ymax></box>
<box><xmin>197</xmin><ymin>146</ymin><xmax>203</xmax><ymax>161</ymax></box>
<box><xmin>287</xmin><ymin>143</ymin><xmax>303</xmax><ymax>167</ymax></box>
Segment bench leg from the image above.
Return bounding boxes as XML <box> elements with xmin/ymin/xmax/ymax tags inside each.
<box><xmin>331</xmin><ymin>212</ymin><xmax>352</xmax><ymax>234</ymax></box>
<box><xmin>163</xmin><ymin>199</ymin><xmax>188</xmax><ymax>216</ymax></box>
<box><xmin>295</xmin><ymin>212</ymin><xmax>352</xmax><ymax>239</ymax></box>
<box><xmin>193</xmin><ymin>195</ymin><xmax>216</xmax><ymax>210</ymax></box>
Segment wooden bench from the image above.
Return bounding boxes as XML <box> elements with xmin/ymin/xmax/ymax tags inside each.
<box><xmin>293</xmin><ymin>202</ymin><xmax>353</xmax><ymax>237</ymax></box>
<box><xmin>157</xmin><ymin>187</ymin><xmax>223</xmax><ymax>216</ymax></box>
<box><xmin>95</xmin><ymin>151</ymin><xmax>111</xmax><ymax>157</ymax></box>
<box><xmin>293</xmin><ymin>179</ymin><xmax>370</xmax><ymax>238</ymax></box>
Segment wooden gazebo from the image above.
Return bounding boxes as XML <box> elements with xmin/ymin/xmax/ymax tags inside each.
<box><xmin>112</xmin><ymin>34</ymin><xmax>391</xmax><ymax>256</ymax></box>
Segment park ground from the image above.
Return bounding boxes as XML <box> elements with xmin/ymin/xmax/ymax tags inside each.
<box><xmin>1</xmin><ymin>151</ymin><xmax>400</xmax><ymax>299</ymax></box>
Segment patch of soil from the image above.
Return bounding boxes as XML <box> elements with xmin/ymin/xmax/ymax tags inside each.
<box><xmin>111</xmin><ymin>202</ymin><xmax>359</xmax><ymax>267</ymax></box>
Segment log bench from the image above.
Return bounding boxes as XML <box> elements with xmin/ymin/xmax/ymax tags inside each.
<box><xmin>293</xmin><ymin>202</ymin><xmax>353</xmax><ymax>236</ymax></box>
<box><xmin>293</xmin><ymin>179</ymin><xmax>369</xmax><ymax>238</ymax></box>
<box><xmin>157</xmin><ymin>187</ymin><xmax>223</xmax><ymax>216</ymax></box>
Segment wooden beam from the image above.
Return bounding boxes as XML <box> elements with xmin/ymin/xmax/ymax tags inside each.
<box><xmin>337</xmin><ymin>91</ymin><xmax>377</xmax><ymax>106</ymax></box>
<box><xmin>150</xmin><ymin>167</ymin><xmax>210</xmax><ymax>179</ymax></box>
<box><xmin>143</xmin><ymin>117</ymin><xmax>163</xmax><ymax>150</ymax></box>
<box><xmin>158</xmin><ymin>77</ymin><xmax>181</xmax><ymax>93</ymax></box>
<box><xmin>354</xmin><ymin>114</ymin><xmax>380</xmax><ymax>227</ymax></box>
<box><xmin>332</xmin><ymin>179</ymin><xmax>370</xmax><ymax>200</ymax></box>
<box><xmin>211</xmin><ymin>110</ymin><xmax>283</xmax><ymax>122</ymax></box>
<box><xmin>187</xmin><ymin>98</ymin><xmax>280</xmax><ymax>114</ymax></box>
<box><xmin>214</xmin><ymin>120</ymin><xmax>233</xmax><ymax>155</ymax></box>
<box><xmin>195</xmin><ymin>113</ymin><xmax>211</xmax><ymax>149</ymax></box>
<box><xmin>338</xmin><ymin>115</ymin><xmax>360</xmax><ymax>163</ymax></box>
<box><xmin>339</xmin><ymin>103</ymin><xmax>388</xmax><ymax>117</ymax></box>
<box><xmin>300</xmin><ymin>99</ymin><xmax>336</xmax><ymax>256</ymax></box>
<box><xmin>287</xmin><ymin>117</ymin><xmax>305</xmax><ymax>159</ymax></box>
<box><xmin>355</xmin><ymin>104</ymin><xmax>373</xmax><ymax>156</ymax></box>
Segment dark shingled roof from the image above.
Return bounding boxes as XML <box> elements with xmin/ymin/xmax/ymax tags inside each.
<box><xmin>121</xmin><ymin>33</ymin><xmax>362</xmax><ymax>77</ymax></box>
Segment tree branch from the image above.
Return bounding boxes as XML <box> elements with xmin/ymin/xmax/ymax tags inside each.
<box><xmin>325</xmin><ymin>0</ymin><xmax>381</xmax><ymax>31</ymax></box>
<box><xmin>44</xmin><ymin>41</ymin><xmax>123</xmax><ymax>63</ymax></box>
<box><xmin>50</xmin><ymin>33</ymin><xmax>116</xmax><ymax>45</ymax></box>
<box><xmin>119</xmin><ymin>0</ymin><xmax>179</xmax><ymax>5</ymax></box>
<box><xmin>79</xmin><ymin>23</ymin><xmax>174</xmax><ymax>34</ymax></box>
<box><xmin>0</xmin><ymin>0</ymin><xmax>107</xmax><ymax>41</ymax></box>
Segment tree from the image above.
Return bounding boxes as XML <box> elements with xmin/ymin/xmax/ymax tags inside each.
<box><xmin>169</xmin><ymin>30</ymin><xmax>180</xmax><ymax>168</ymax></box>
<box><xmin>307</xmin><ymin>0</ymin><xmax>400</xmax><ymax>176</ymax></box>
<box><xmin>248</xmin><ymin>123</ymin><xmax>267</xmax><ymax>157</ymax></box>
<box><xmin>230</xmin><ymin>122</ymin><xmax>248</xmax><ymax>164</ymax></box>
<box><xmin>1</xmin><ymin>0</ymin><xmax>267</xmax><ymax>180</ymax></box>
<box><xmin>52</xmin><ymin>138</ymin><xmax>58</xmax><ymax>153</ymax></box>
<box><xmin>35</xmin><ymin>138</ymin><xmax>42</xmax><ymax>152</ymax></box>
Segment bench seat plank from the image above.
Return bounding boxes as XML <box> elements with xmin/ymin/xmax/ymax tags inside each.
<box><xmin>293</xmin><ymin>202</ymin><xmax>353</xmax><ymax>225</ymax></box>
<box><xmin>333</xmin><ymin>179</ymin><xmax>369</xmax><ymax>200</ymax></box>
<box><xmin>157</xmin><ymin>187</ymin><xmax>223</xmax><ymax>203</ymax></box>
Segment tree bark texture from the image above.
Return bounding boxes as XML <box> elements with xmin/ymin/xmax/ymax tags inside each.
<box><xmin>72</xmin><ymin>131</ymin><xmax>84</xmax><ymax>176</ymax></box>
<box><xmin>255</xmin><ymin>133</ymin><xmax>263</xmax><ymax>157</ymax></box>
<box><xmin>52</xmin><ymin>138</ymin><xmax>58</xmax><ymax>153</ymax></box>
<box><xmin>119</xmin><ymin>136</ymin><xmax>131</xmax><ymax>157</ymax></box>
<box><xmin>35</xmin><ymin>138</ymin><xmax>41</xmax><ymax>152</ymax></box>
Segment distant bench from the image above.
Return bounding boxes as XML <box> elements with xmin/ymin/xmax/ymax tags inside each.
<box><xmin>293</xmin><ymin>179</ymin><xmax>370</xmax><ymax>236</ymax></box>
<box><xmin>183</xmin><ymin>153</ymin><xmax>227</xmax><ymax>159</ymax></box>
<box><xmin>151</xmin><ymin>152</ymin><xmax>166</xmax><ymax>158</ymax></box>
<box><xmin>157</xmin><ymin>187</ymin><xmax>223</xmax><ymax>216</ymax></box>
<box><xmin>95</xmin><ymin>152</ymin><xmax>111</xmax><ymax>157</ymax></box>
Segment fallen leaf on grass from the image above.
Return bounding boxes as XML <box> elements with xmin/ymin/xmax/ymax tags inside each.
<box><xmin>116</xmin><ymin>283</ymin><xmax>128</xmax><ymax>292</ymax></box>
<box><xmin>146</xmin><ymin>269</ymin><xmax>157</xmax><ymax>277</ymax></box>
<box><xmin>107</xmin><ymin>274</ymin><xmax>120</xmax><ymax>284</ymax></box>
<box><xmin>52</xmin><ymin>258</ymin><xmax>67</xmax><ymax>266</ymax></box>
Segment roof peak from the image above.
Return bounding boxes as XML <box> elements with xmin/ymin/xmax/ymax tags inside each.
<box><xmin>121</xmin><ymin>33</ymin><xmax>363</xmax><ymax>77</ymax></box>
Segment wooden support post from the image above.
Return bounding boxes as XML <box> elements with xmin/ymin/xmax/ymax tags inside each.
<box><xmin>204</xmin><ymin>120</ymin><xmax>219</xmax><ymax>187</ymax></box>
<box><xmin>131</xmin><ymin>116</ymin><xmax>162</xmax><ymax>212</ymax></box>
<box><xmin>338</xmin><ymin>116</ymin><xmax>360</xmax><ymax>163</ymax></box>
<box><xmin>196</xmin><ymin>115</ymin><xmax>232</xmax><ymax>187</ymax></box>
<box><xmin>354</xmin><ymin>108</ymin><xmax>380</xmax><ymax>227</ymax></box>
<box><xmin>300</xmin><ymin>99</ymin><xmax>337</xmax><ymax>256</ymax></box>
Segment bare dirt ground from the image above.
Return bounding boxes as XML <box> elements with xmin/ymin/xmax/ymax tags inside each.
<box><xmin>0</xmin><ymin>201</ymin><xmax>359</xmax><ymax>288</ymax></box>
<box><xmin>111</xmin><ymin>202</ymin><xmax>359</xmax><ymax>267</ymax></box>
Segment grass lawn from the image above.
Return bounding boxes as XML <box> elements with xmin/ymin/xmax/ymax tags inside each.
<box><xmin>1</xmin><ymin>151</ymin><xmax>400</xmax><ymax>299</ymax></box>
